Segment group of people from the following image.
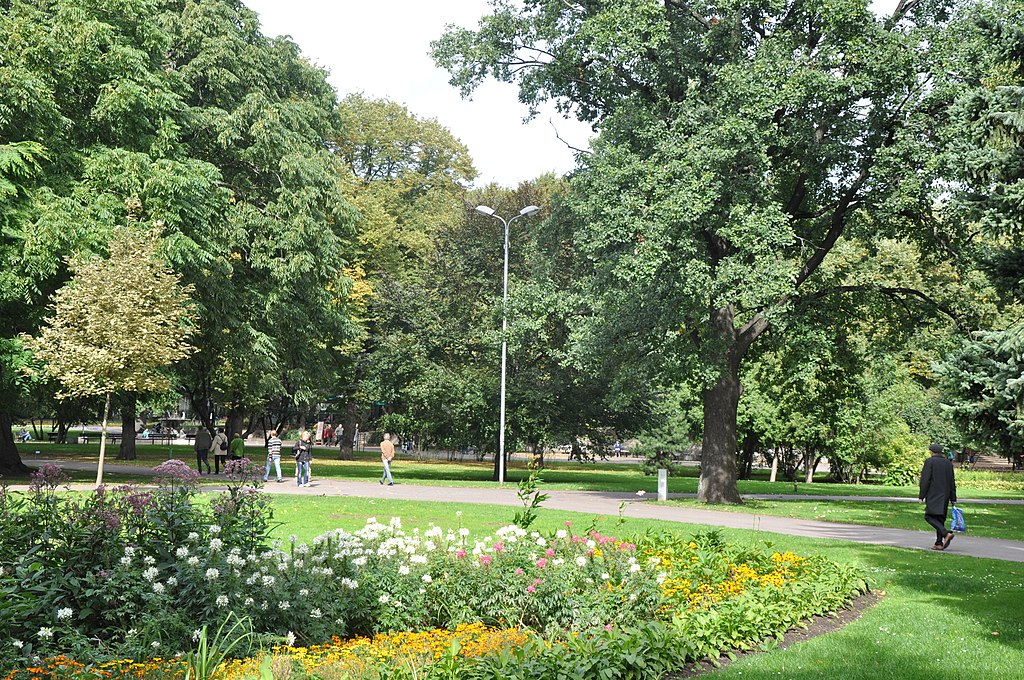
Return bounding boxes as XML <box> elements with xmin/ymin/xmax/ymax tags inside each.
<box><xmin>192</xmin><ymin>426</ymin><xmax>244</xmax><ymax>475</ymax></box>
<box><xmin>191</xmin><ymin>426</ymin><xmax>398</xmax><ymax>488</ymax></box>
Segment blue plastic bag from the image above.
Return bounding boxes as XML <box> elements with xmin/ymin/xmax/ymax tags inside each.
<box><xmin>950</xmin><ymin>505</ymin><xmax>966</xmax><ymax>533</ymax></box>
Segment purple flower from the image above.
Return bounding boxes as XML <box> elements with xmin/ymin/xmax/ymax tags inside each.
<box><xmin>154</xmin><ymin>459</ymin><xmax>200</xmax><ymax>483</ymax></box>
<box><xmin>29</xmin><ymin>463</ymin><xmax>68</xmax><ymax>492</ymax></box>
<box><xmin>224</xmin><ymin>457</ymin><xmax>256</xmax><ymax>482</ymax></box>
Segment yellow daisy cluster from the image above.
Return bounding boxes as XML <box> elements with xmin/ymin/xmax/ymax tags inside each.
<box><xmin>217</xmin><ymin>623</ymin><xmax>529</xmax><ymax>679</ymax></box>
<box><xmin>652</xmin><ymin>546</ymin><xmax>810</xmax><ymax>612</ymax></box>
<box><xmin>3</xmin><ymin>655</ymin><xmax>185</xmax><ymax>680</ymax></box>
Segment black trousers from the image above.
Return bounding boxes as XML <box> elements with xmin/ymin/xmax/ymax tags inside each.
<box><xmin>214</xmin><ymin>453</ymin><xmax>227</xmax><ymax>474</ymax></box>
<box><xmin>196</xmin><ymin>449</ymin><xmax>210</xmax><ymax>474</ymax></box>
<box><xmin>925</xmin><ymin>513</ymin><xmax>948</xmax><ymax>544</ymax></box>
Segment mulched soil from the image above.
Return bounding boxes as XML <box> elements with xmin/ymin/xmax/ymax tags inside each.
<box><xmin>669</xmin><ymin>589</ymin><xmax>883</xmax><ymax>677</ymax></box>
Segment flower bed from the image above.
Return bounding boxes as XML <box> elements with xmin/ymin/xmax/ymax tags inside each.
<box><xmin>1</xmin><ymin>464</ymin><xmax>869</xmax><ymax>678</ymax></box>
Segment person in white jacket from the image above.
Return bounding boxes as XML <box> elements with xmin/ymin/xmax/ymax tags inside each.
<box><xmin>210</xmin><ymin>428</ymin><xmax>228</xmax><ymax>474</ymax></box>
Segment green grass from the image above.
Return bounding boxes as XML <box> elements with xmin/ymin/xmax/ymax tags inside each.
<box><xmin>662</xmin><ymin>498</ymin><xmax>1024</xmax><ymax>541</ymax></box>
<box><xmin>19</xmin><ymin>442</ymin><xmax>1024</xmax><ymax>499</ymax></box>
<box><xmin>264</xmin><ymin>495</ymin><xmax>1024</xmax><ymax>680</ymax></box>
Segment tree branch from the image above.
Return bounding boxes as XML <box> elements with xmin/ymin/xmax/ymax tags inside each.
<box><xmin>795</xmin><ymin>285</ymin><xmax>969</xmax><ymax>331</ymax></box>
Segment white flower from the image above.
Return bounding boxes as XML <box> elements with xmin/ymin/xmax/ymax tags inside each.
<box><xmin>288</xmin><ymin>534</ymin><xmax>297</xmax><ymax>543</ymax></box>
<box><xmin>586</xmin><ymin>540</ymin><xmax>596</xmax><ymax>549</ymax></box>
<box><xmin>209</xmin><ymin>538</ymin><xmax>223</xmax><ymax>551</ymax></box>
<box><xmin>601</xmin><ymin>573</ymin><xmax>611</xmax><ymax>580</ymax></box>
<box><xmin>167</xmin><ymin>576</ymin><xmax>178</xmax><ymax>587</ymax></box>
<box><xmin>13</xmin><ymin>640</ymin><xmax>24</xmax><ymax>649</ymax></box>
<box><xmin>262</xmin><ymin>575</ymin><xmax>276</xmax><ymax>587</ymax></box>
<box><xmin>152</xmin><ymin>582</ymin><xmax>166</xmax><ymax>594</ymax></box>
<box><xmin>536</xmin><ymin>537</ymin><xmax>547</xmax><ymax>547</ymax></box>
<box><xmin>455</xmin><ymin>511</ymin><xmax>463</xmax><ymax>517</ymax></box>
<box><xmin>56</xmin><ymin>608</ymin><xmax>73</xmax><ymax>621</ymax></box>
<box><xmin>553</xmin><ymin>558</ymin><xmax>565</xmax><ymax>566</ymax></box>
<box><xmin>353</xmin><ymin>556</ymin><xmax>367</xmax><ymax>567</ymax></box>
<box><xmin>244</xmin><ymin>597</ymin><xmax>254</xmax><ymax>606</ymax></box>
<box><xmin>216</xmin><ymin>595</ymin><xmax>229</xmax><ymax>607</ymax></box>
<box><xmin>411</xmin><ymin>554</ymin><xmax>427</xmax><ymax>564</ymax></box>
<box><xmin>310</xmin><ymin>608</ymin><xmax>323</xmax><ymax>619</ymax></box>
<box><xmin>142</xmin><ymin>567</ymin><xmax>159</xmax><ymax>582</ymax></box>
<box><xmin>175</xmin><ymin>546</ymin><xmax>189</xmax><ymax>558</ymax></box>
<box><xmin>379</xmin><ymin>594</ymin><xmax>390</xmax><ymax>604</ymax></box>
<box><xmin>422</xmin><ymin>574</ymin><xmax>432</xmax><ymax>583</ymax></box>
<box><xmin>119</xmin><ymin>556</ymin><xmax>132</xmax><ymax>566</ymax></box>
<box><xmin>124</xmin><ymin>546</ymin><xmax>136</xmax><ymax>557</ymax></box>
<box><xmin>143</xmin><ymin>555</ymin><xmax>156</xmax><ymax>566</ymax></box>
<box><xmin>390</xmin><ymin>517</ymin><xmax>402</xmax><ymax>528</ymax></box>
<box><xmin>398</xmin><ymin>565</ymin><xmax>410</xmax><ymax>576</ymax></box>
<box><xmin>278</xmin><ymin>600</ymin><xmax>291</xmax><ymax>610</ymax></box>
<box><xmin>209</xmin><ymin>524</ymin><xmax>221</xmax><ymax>535</ymax></box>
<box><xmin>299</xmin><ymin>588</ymin><xmax>309</xmax><ymax>597</ymax></box>
<box><xmin>187</xmin><ymin>532</ymin><xmax>200</xmax><ymax>542</ymax></box>
<box><xmin>192</xmin><ymin>629</ymin><xmax>203</xmax><ymax>642</ymax></box>
<box><xmin>151</xmin><ymin>641</ymin><xmax>160</xmax><ymax>648</ymax></box>
<box><xmin>127</xmin><ymin>628</ymin><xmax>138</xmax><ymax>637</ymax></box>
<box><xmin>38</xmin><ymin>627</ymin><xmax>53</xmax><ymax>640</ymax></box>
<box><xmin>575</xmin><ymin>556</ymin><xmax>587</xmax><ymax>567</ymax></box>
<box><xmin>458</xmin><ymin>528</ymin><xmax>470</xmax><ymax>538</ymax></box>
<box><xmin>285</xmin><ymin>631</ymin><xmax>296</xmax><ymax>647</ymax></box>
<box><xmin>188</xmin><ymin>556</ymin><xmax>201</xmax><ymax>566</ymax></box>
<box><xmin>556</xmin><ymin>530</ymin><xmax>567</xmax><ymax>539</ymax></box>
<box><xmin>205</xmin><ymin>568</ymin><xmax>220</xmax><ymax>581</ymax></box>
<box><xmin>629</xmin><ymin>564</ymin><xmax>642</xmax><ymax>573</ymax></box>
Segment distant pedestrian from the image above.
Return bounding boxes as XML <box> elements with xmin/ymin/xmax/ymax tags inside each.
<box><xmin>379</xmin><ymin>433</ymin><xmax>395</xmax><ymax>486</ymax></box>
<box><xmin>194</xmin><ymin>426</ymin><xmax>212</xmax><ymax>475</ymax></box>
<box><xmin>263</xmin><ymin>430</ymin><xmax>283</xmax><ymax>482</ymax></box>
<box><xmin>211</xmin><ymin>428</ymin><xmax>228</xmax><ymax>474</ymax></box>
<box><xmin>293</xmin><ymin>431</ymin><xmax>313</xmax><ymax>487</ymax></box>
<box><xmin>920</xmin><ymin>443</ymin><xmax>958</xmax><ymax>551</ymax></box>
<box><xmin>229</xmin><ymin>432</ymin><xmax>244</xmax><ymax>461</ymax></box>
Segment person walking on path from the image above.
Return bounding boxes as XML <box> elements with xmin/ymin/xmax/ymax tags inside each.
<box><xmin>293</xmin><ymin>431</ymin><xmax>313</xmax><ymax>487</ymax></box>
<box><xmin>263</xmin><ymin>430</ymin><xmax>284</xmax><ymax>482</ymax></box>
<box><xmin>211</xmin><ymin>428</ymin><xmax>228</xmax><ymax>474</ymax></box>
<box><xmin>229</xmin><ymin>432</ymin><xmax>244</xmax><ymax>461</ymax></box>
<box><xmin>379</xmin><ymin>433</ymin><xmax>395</xmax><ymax>486</ymax></box>
<box><xmin>193</xmin><ymin>426</ymin><xmax>212</xmax><ymax>474</ymax></box>
<box><xmin>920</xmin><ymin>442</ymin><xmax>958</xmax><ymax>550</ymax></box>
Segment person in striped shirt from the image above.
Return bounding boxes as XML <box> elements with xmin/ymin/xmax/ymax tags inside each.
<box><xmin>263</xmin><ymin>430</ymin><xmax>284</xmax><ymax>482</ymax></box>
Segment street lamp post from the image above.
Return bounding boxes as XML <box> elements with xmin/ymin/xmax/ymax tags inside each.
<box><xmin>475</xmin><ymin>204</ymin><xmax>540</xmax><ymax>485</ymax></box>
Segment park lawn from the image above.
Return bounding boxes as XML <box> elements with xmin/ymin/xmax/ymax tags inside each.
<box><xmin>662</xmin><ymin>498</ymin><xmax>1024</xmax><ymax>541</ymax></box>
<box><xmin>265</xmin><ymin>495</ymin><xmax>1024</xmax><ymax>680</ymax></box>
<box><xmin>20</xmin><ymin>442</ymin><xmax>1024</xmax><ymax>498</ymax></box>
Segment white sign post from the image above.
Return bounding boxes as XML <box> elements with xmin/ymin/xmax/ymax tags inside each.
<box><xmin>658</xmin><ymin>468</ymin><xmax>668</xmax><ymax>501</ymax></box>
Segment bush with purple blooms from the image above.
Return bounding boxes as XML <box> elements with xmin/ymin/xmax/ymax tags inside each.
<box><xmin>0</xmin><ymin>459</ymin><xmax>277</xmax><ymax>665</ymax></box>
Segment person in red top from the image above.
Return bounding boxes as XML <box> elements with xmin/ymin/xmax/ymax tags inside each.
<box><xmin>379</xmin><ymin>433</ymin><xmax>395</xmax><ymax>486</ymax></box>
<box><xmin>919</xmin><ymin>443</ymin><xmax>958</xmax><ymax>550</ymax></box>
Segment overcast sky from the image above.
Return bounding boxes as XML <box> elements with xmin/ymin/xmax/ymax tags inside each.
<box><xmin>243</xmin><ymin>0</ymin><xmax>594</xmax><ymax>188</ymax></box>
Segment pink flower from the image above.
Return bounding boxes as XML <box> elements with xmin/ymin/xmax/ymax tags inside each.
<box><xmin>564</xmin><ymin>521</ymin><xmax>573</xmax><ymax>528</ymax></box>
<box><xmin>535</xmin><ymin>558</ymin><xmax>548</xmax><ymax>568</ymax></box>
<box><xmin>479</xmin><ymin>555</ymin><xmax>493</xmax><ymax>566</ymax></box>
<box><xmin>605</xmin><ymin>624</ymin><xmax>614</xmax><ymax>631</ymax></box>
<box><xmin>515</xmin><ymin>567</ymin><xmax>524</xmax><ymax>575</ymax></box>
<box><xmin>456</xmin><ymin>549</ymin><xmax>466</xmax><ymax>559</ymax></box>
<box><xmin>493</xmin><ymin>541</ymin><xmax>505</xmax><ymax>553</ymax></box>
<box><xmin>533</xmin><ymin>578</ymin><xmax>542</xmax><ymax>586</ymax></box>
<box><xmin>526</xmin><ymin>585</ymin><xmax>536</xmax><ymax>593</ymax></box>
<box><xmin>545</xmin><ymin>548</ymin><xmax>555</xmax><ymax>558</ymax></box>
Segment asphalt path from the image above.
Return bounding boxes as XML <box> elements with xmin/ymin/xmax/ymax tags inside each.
<box><xmin>15</xmin><ymin>459</ymin><xmax>1024</xmax><ymax>563</ymax></box>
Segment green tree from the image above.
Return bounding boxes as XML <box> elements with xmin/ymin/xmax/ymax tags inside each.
<box><xmin>434</xmin><ymin>0</ymin><xmax>980</xmax><ymax>502</ymax></box>
<box><xmin>25</xmin><ymin>228</ymin><xmax>194</xmax><ymax>486</ymax></box>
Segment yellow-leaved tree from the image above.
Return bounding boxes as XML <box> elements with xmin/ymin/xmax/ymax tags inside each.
<box><xmin>25</xmin><ymin>227</ymin><xmax>195</xmax><ymax>486</ymax></box>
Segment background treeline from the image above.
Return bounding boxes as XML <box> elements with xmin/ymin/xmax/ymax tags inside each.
<box><xmin>2</xmin><ymin>0</ymin><xmax>1023</xmax><ymax>494</ymax></box>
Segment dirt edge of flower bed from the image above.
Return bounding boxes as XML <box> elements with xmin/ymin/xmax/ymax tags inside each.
<box><xmin>670</xmin><ymin>588</ymin><xmax>884</xmax><ymax>677</ymax></box>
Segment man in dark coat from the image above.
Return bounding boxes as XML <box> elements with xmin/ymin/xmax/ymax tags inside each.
<box><xmin>919</xmin><ymin>443</ymin><xmax>958</xmax><ymax>550</ymax></box>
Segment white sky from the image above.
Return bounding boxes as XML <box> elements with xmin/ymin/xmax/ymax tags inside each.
<box><xmin>243</xmin><ymin>0</ymin><xmax>594</xmax><ymax>188</ymax></box>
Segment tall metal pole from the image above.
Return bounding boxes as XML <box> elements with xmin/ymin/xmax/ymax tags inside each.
<box><xmin>476</xmin><ymin>205</ymin><xmax>539</xmax><ymax>486</ymax></box>
<box><xmin>498</xmin><ymin>214</ymin><xmax>510</xmax><ymax>486</ymax></box>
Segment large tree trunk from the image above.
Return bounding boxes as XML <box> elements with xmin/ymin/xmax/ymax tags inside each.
<box><xmin>117</xmin><ymin>394</ymin><xmax>137</xmax><ymax>460</ymax></box>
<box><xmin>697</xmin><ymin>304</ymin><xmax>747</xmax><ymax>504</ymax></box>
<box><xmin>338</xmin><ymin>398</ymin><xmax>356</xmax><ymax>460</ymax></box>
<box><xmin>0</xmin><ymin>408</ymin><xmax>30</xmax><ymax>476</ymax></box>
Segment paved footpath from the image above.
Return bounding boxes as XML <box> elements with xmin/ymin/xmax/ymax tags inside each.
<box><xmin>17</xmin><ymin>460</ymin><xmax>1024</xmax><ymax>563</ymax></box>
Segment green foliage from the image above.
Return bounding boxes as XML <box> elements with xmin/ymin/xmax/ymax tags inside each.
<box><xmin>24</xmin><ymin>228</ymin><xmax>194</xmax><ymax>399</ymax></box>
<box><xmin>512</xmin><ymin>462</ymin><xmax>549</xmax><ymax>530</ymax></box>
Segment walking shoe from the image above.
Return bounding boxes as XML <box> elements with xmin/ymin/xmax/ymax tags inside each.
<box><xmin>276</xmin><ymin>478</ymin><xmax>284</xmax><ymax>482</ymax></box>
<box><xmin>379</xmin><ymin>479</ymin><xmax>384</xmax><ymax>485</ymax></box>
<box><xmin>930</xmin><ymin>544</ymin><xmax>944</xmax><ymax>550</ymax></box>
<box><xmin>943</xmin><ymin>532</ymin><xmax>955</xmax><ymax>550</ymax></box>
<box><xmin>387</xmin><ymin>482</ymin><xmax>394</xmax><ymax>486</ymax></box>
